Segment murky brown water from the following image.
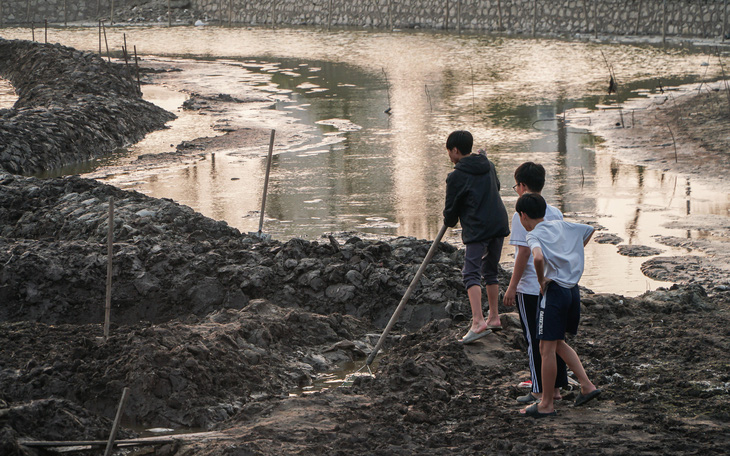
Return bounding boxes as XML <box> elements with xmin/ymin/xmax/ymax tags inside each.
<box><xmin>3</xmin><ymin>26</ymin><xmax>729</xmax><ymax>296</ymax></box>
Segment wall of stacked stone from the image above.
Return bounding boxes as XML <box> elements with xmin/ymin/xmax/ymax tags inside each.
<box><xmin>4</xmin><ymin>1</ymin><xmax>728</xmax><ymax>39</ymax></box>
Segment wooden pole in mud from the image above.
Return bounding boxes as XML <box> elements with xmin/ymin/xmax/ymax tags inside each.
<box><xmin>593</xmin><ymin>0</ymin><xmax>598</xmax><ymax>38</ymax></box>
<box><xmin>104</xmin><ymin>197</ymin><xmax>114</xmax><ymax>341</ymax></box>
<box><xmin>44</xmin><ymin>19</ymin><xmax>47</xmax><ymax>43</ymax></box>
<box><xmin>134</xmin><ymin>45</ymin><xmax>141</xmax><ymax>93</ymax></box>
<box><xmin>662</xmin><ymin>0</ymin><xmax>667</xmax><ymax>44</ymax></box>
<box><xmin>257</xmin><ymin>130</ymin><xmax>276</xmax><ymax>236</ymax></box>
<box><xmin>635</xmin><ymin>0</ymin><xmax>642</xmax><ymax>35</ymax></box>
<box><xmin>387</xmin><ymin>0</ymin><xmax>393</xmax><ymax>30</ymax></box>
<box><xmin>722</xmin><ymin>0</ymin><xmax>727</xmax><ymax>43</ymax></box>
<box><xmin>31</xmin><ymin>22</ymin><xmax>34</xmax><ymax>41</ymax></box>
<box><xmin>103</xmin><ymin>387</ymin><xmax>129</xmax><ymax>456</ymax></box>
<box><xmin>110</xmin><ymin>0</ymin><xmax>114</xmax><ymax>25</ymax></box>
<box><xmin>496</xmin><ymin>0</ymin><xmax>503</xmax><ymax>31</ymax></box>
<box><xmin>366</xmin><ymin>224</ymin><xmax>448</xmax><ymax>366</ymax></box>
<box><xmin>457</xmin><ymin>0</ymin><xmax>461</xmax><ymax>35</ymax></box>
<box><xmin>64</xmin><ymin>0</ymin><xmax>67</xmax><ymax>27</ymax></box>
<box><xmin>168</xmin><ymin>0</ymin><xmax>172</xmax><ymax>27</ymax></box>
<box><xmin>327</xmin><ymin>0</ymin><xmax>332</xmax><ymax>30</ymax></box>
<box><xmin>444</xmin><ymin>0</ymin><xmax>449</xmax><ymax>30</ymax></box>
<box><xmin>99</xmin><ymin>20</ymin><xmax>102</xmax><ymax>55</ymax></box>
<box><xmin>102</xmin><ymin>21</ymin><xmax>111</xmax><ymax>62</ymax></box>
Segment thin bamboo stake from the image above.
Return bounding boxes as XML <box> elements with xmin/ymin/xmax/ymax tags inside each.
<box><xmin>110</xmin><ymin>0</ymin><xmax>114</xmax><ymax>25</ymax></box>
<box><xmin>425</xmin><ymin>84</ymin><xmax>433</xmax><ymax>112</ymax></box>
<box><xmin>44</xmin><ymin>19</ymin><xmax>47</xmax><ymax>43</ymax></box>
<box><xmin>662</xmin><ymin>0</ymin><xmax>667</xmax><ymax>44</ymax></box>
<box><xmin>666</xmin><ymin>123</ymin><xmax>678</xmax><ymax>162</ymax></box>
<box><xmin>168</xmin><ymin>0</ymin><xmax>171</xmax><ymax>27</ymax></box>
<box><xmin>387</xmin><ymin>0</ymin><xmax>392</xmax><ymax>30</ymax></box>
<box><xmin>444</xmin><ymin>0</ymin><xmax>449</xmax><ymax>30</ymax></box>
<box><xmin>365</xmin><ymin>224</ymin><xmax>448</xmax><ymax>366</ymax></box>
<box><xmin>102</xmin><ymin>21</ymin><xmax>111</xmax><ymax>63</ymax></box>
<box><xmin>104</xmin><ymin>197</ymin><xmax>114</xmax><ymax>341</ymax></box>
<box><xmin>257</xmin><ymin>130</ymin><xmax>276</xmax><ymax>236</ymax></box>
<box><xmin>134</xmin><ymin>45</ymin><xmax>141</xmax><ymax>93</ymax></box>
<box><xmin>722</xmin><ymin>0</ymin><xmax>727</xmax><ymax>43</ymax></box>
<box><xmin>31</xmin><ymin>21</ymin><xmax>34</xmax><ymax>41</ymax></box>
<box><xmin>593</xmin><ymin>0</ymin><xmax>598</xmax><ymax>38</ymax></box>
<box><xmin>103</xmin><ymin>388</ymin><xmax>130</xmax><ymax>456</ymax></box>
<box><xmin>328</xmin><ymin>0</ymin><xmax>332</xmax><ymax>30</ymax></box>
<box><xmin>457</xmin><ymin>0</ymin><xmax>461</xmax><ymax>35</ymax></box>
<box><xmin>64</xmin><ymin>0</ymin><xmax>67</xmax><ymax>27</ymax></box>
<box><xmin>98</xmin><ymin>20</ymin><xmax>102</xmax><ymax>56</ymax></box>
<box><xmin>497</xmin><ymin>0</ymin><xmax>503</xmax><ymax>31</ymax></box>
<box><xmin>635</xmin><ymin>0</ymin><xmax>642</xmax><ymax>35</ymax></box>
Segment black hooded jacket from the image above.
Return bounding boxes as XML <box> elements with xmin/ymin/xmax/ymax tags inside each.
<box><xmin>443</xmin><ymin>153</ymin><xmax>510</xmax><ymax>244</ymax></box>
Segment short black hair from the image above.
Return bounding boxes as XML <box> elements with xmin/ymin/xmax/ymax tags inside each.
<box><xmin>446</xmin><ymin>130</ymin><xmax>473</xmax><ymax>155</ymax></box>
<box><xmin>515</xmin><ymin>193</ymin><xmax>547</xmax><ymax>219</ymax></box>
<box><xmin>514</xmin><ymin>162</ymin><xmax>546</xmax><ymax>192</ymax></box>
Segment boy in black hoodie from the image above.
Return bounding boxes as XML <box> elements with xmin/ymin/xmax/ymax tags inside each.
<box><xmin>443</xmin><ymin>130</ymin><xmax>510</xmax><ymax>344</ymax></box>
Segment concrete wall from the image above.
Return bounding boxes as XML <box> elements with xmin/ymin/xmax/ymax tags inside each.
<box><xmin>3</xmin><ymin>0</ymin><xmax>729</xmax><ymax>39</ymax></box>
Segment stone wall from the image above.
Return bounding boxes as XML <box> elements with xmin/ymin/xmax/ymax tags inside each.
<box><xmin>2</xmin><ymin>0</ymin><xmax>729</xmax><ymax>39</ymax></box>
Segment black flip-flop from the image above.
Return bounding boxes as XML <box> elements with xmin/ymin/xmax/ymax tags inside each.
<box><xmin>575</xmin><ymin>388</ymin><xmax>602</xmax><ymax>406</ymax></box>
<box><xmin>520</xmin><ymin>403</ymin><xmax>557</xmax><ymax>419</ymax></box>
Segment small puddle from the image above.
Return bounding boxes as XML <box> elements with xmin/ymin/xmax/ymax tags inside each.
<box><xmin>290</xmin><ymin>357</ymin><xmax>382</xmax><ymax>396</ymax></box>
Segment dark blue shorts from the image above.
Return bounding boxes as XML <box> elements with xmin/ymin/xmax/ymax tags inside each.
<box><xmin>462</xmin><ymin>237</ymin><xmax>504</xmax><ymax>289</ymax></box>
<box><xmin>537</xmin><ymin>281</ymin><xmax>580</xmax><ymax>341</ymax></box>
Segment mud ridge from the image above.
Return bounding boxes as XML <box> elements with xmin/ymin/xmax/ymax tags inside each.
<box><xmin>0</xmin><ymin>38</ymin><xmax>175</xmax><ymax>175</ymax></box>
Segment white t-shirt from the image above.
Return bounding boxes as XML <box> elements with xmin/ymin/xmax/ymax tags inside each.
<box><xmin>526</xmin><ymin>220</ymin><xmax>595</xmax><ymax>289</ymax></box>
<box><xmin>509</xmin><ymin>204</ymin><xmax>563</xmax><ymax>295</ymax></box>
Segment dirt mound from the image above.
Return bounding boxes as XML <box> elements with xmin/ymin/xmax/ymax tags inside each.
<box><xmin>0</xmin><ymin>39</ymin><xmax>175</xmax><ymax>174</ymax></box>
<box><xmin>173</xmin><ymin>286</ymin><xmax>730</xmax><ymax>455</ymax></box>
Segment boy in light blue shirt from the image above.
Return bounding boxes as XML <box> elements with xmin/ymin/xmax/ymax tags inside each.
<box><xmin>516</xmin><ymin>193</ymin><xmax>601</xmax><ymax>418</ymax></box>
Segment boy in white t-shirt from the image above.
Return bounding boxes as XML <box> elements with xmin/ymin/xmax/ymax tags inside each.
<box><xmin>516</xmin><ymin>193</ymin><xmax>601</xmax><ymax>418</ymax></box>
<box><xmin>503</xmin><ymin>162</ymin><xmax>568</xmax><ymax>405</ymax></box>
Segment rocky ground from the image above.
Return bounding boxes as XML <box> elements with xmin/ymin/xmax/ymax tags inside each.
<box><xmin>1</xmin><ymin>38</ymin><xmax>729</xmax><ymax>455</ymax></box>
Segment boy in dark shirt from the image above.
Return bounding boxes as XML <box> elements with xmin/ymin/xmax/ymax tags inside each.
<box><xmin>443</xmin><ymin>130</ymin><xmax>510</xmax><ymax>344</ymax></box>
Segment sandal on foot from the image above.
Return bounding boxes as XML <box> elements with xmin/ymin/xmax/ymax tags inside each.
<box><xmin>575</xmin><ymin>388</ymin><xmax>602</xmax><ymax>406</ymax></box>
<box><xmin>516</xmin><ymin>392</ymin><xmax>540</xmax><ymax>404</ymax></box>
<box><xmin>459</xmin><ymin>329</ymin><xmax>490</xmax><ymax>344</ymax></box>
<box><xmin>520</xmin><ymin>403</ymin><xmax>557</xmax><ymax>419</ymax></box>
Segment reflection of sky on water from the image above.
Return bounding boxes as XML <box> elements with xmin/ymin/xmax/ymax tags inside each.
<box><xmin>4</xmin><ymin>26</ymin><xmax>729</xmax><ymax>296</ymax></box>
<box><xmin>0</xmin><ymin>78</ymin><xmax>17</xmax><ymax>108</ymax></box>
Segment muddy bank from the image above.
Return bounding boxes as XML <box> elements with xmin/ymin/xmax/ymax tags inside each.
<box><xmin>583</xmin><ymin>82</ymin><xmax>730</xmax><ymax>293</ymax></box>
<box><xmin>0</xmin><ymin>172</ymin><xmax>473</xmax><ymax>327</ymax></box>
<box><xmin>2</xmin><ymin>169</ymin><xmax>729</xmax><ymax>455</ymax></box>
<box><xmin>0</xmin><ymin>39</ymin><xmax>175</xmax><ymax>175</ymax></box>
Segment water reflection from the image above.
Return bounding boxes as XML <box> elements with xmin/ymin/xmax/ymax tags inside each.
<box><xmin>3</xmin><ymin>27</ymin><xmax>730</xmax><ymax>296</ymax></box>
<box><xmin>0</xmin><ymin>78</ymin><xmax>17</xmax><ymax>108</ymax></box>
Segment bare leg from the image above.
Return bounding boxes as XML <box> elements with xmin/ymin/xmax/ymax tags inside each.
<box><xmin>536</xmin><ymin>339</ymin><xmax>558</xmax><ymax>413</ymax></box>
<box><xmin>485</xmin><ymin>283</ymin><xmax>501</xmax><ymax>327</ymax></box>
<box><xmin>466</xmin><ymin>285</ymin><xmax>488</xmax><ymax>333</ymax></box>
<box><xmin>555</xmin><ymin>340</ymin><xmax>597</xmax><ymax>395</ymax></box>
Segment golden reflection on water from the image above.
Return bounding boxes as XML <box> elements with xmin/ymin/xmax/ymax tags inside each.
<box><xmin>3</xmin><ymin>26</ymin><xmax>730</xmax><ymax>296</ymax></box>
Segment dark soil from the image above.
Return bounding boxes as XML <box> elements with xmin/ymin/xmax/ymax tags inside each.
<box><xmin>1</xmin><ymin>38</ymin><xmax>729</xmax><ymax>456</ymax></box>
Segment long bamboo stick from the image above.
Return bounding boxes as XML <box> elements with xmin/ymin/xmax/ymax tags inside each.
<box><xmin>104</xmin><ymin>197</ymin><xmax>114</xmax><ymax>340</ymax></box>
